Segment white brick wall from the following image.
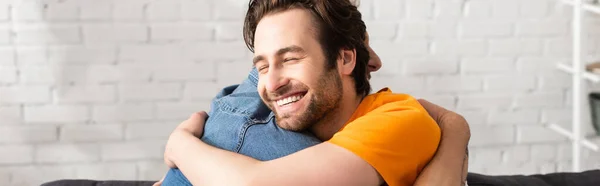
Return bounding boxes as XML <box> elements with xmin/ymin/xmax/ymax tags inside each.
<box><xmin>0</xmin><ymin>0</ymin><xmax>598</xmax><ymax>184</ymax></box>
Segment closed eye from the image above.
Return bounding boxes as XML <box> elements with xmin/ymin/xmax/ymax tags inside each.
<box><xmin>284</xmin><ymin>58</ymin><xmax>299</xmax><ymax>62</ymax></box>
<box><xmin>257</xmin><ymin>65</ymin><xmax>269</xmax><ymax>73</ymax></box>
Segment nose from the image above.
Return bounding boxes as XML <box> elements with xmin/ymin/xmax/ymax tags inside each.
<box><xmin>264</xmin><ymin>67</ymin><xmax>289</xmax><ymax>93</ymax></box>
<box><xmin>367</xmin><ymin>46</ymin><xmax>382</xmax><ymax>72</ymax></box>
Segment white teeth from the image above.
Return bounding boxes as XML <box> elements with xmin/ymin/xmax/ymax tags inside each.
<box><xmin>276</xmin><ymin>95</ymin><xmax>303</xmax><ymax>106</ymax></box>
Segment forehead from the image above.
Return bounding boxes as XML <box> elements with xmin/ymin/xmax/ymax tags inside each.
<box><xmin>253</xmin><ymin>8</ymin><xmax>320</xmax><ymax>56</ymax></box>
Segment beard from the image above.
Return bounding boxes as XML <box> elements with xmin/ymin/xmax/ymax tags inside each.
<box><xmin>263</xmin><ymin>69</ymin><xmax>343</xmax><ymax>132</ymax></box>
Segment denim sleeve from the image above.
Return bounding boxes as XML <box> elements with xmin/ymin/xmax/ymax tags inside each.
<box><xmin>161</xmin><ymin>69</ymin><xmax>320</xmax><ymax>186</ymax></box>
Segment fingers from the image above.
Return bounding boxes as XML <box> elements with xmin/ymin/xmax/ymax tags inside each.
<box><xmin>417</xmin><ymin>99</ymin><xmax>447</xmax><ymax>122</ymax></box>
<box><xmin>188</xmin><ymin>111</ymin><xmax>208</xmax><ymax>122</ymax></box>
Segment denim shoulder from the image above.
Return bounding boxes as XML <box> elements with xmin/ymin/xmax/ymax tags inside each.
<box><xmin>201</xmin><ymin>70</ymin><xmax>273</xmax><ymax>152</ymax></box>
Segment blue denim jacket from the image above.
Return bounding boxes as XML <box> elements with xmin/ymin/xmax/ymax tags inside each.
<box><xmin>162</xmin><ymin>69</ymin><xmax>321</xmax><ymax>186</ymax></box>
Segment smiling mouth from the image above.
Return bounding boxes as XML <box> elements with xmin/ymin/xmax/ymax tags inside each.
<box><xmin>275</xmin><ymin>93</ymin><xmax>306</xmax><ymax>107</ymax></box>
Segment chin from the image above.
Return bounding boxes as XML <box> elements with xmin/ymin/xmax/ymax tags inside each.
<box><xmin>276</xmin><ymin>118</ymin><xmax>312</xmax><ymax>132</ymax></box>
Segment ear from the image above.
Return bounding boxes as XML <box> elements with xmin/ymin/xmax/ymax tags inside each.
<box><xmin>337</xmin><ymin>48</ymin><xmax>356</xmax><ymax>76</ymax></box>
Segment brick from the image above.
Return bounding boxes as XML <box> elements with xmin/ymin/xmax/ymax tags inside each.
<box><xmin>0</xmin><ymin>24</ymin><xmax>11</xmax><ymax>44</ymax></box>
<box><xmin>125</xmin><ymin>122</ymin><xmax>177</xmax><ymax>140</ymax></box>
<box><xmin>487</xmin><ymin>163</ymin><xmax>537</xmax><ymax>175</ymax></box>
<box><xmin>428</xmin><ymin>76</ymin><xmax>483</xmax><ymax>93</ymax></box>
<box><xmin>60</xmin><ymin>124</ymin><xmax>123</xmax><ymax>142</ymax></box>
<box><xmin>184</xmin><ymin>82</ymin><xmax>223</xmax><ymax>101</ymax></box>
<box><xmin>520</xmin><ymin>0</ymin><xmax>550</xmax><ymax>19</ymax></box>
<box><xmin>120</xmin><ymin>45</ymin><xmax>184</xmax><ymax>63</ymax></box>
<box><xmin>356</xmin><ymin>0</ymin><xmax>373</xmax><ymax>20</ymax></box>
<box><xmin>0</xmin><ymin>47</ymin><xmax>14</xmax><ymax>66</ymax></box>
<box><xmin>488</xmin><ymin>109</ymin><xmax>540</xmax><ymax>125</ymax></box>
<box><xmin>436</xmin><ymin>0</ymin><xmax>462</xmax><ymax>19</ymax></box>
<box><xmin>119</xmin><ymin>83</ymin><xmax>181</xmax><ymax>102</ymax></box>
<box><xmin>0</xmin><ymin>66</ymin><xmax>16</xmax><ymax>83</ymax></box>
<box><xmin>539</xmin><ymin>73</ymin><xmax>571</xmax><ymax>90</ymax></box>
<box><xmin>459</xmin><ymin>22</ymin><xmax>514</xmax><ymax>38</ymax></box>
<box><xmin>48</xmin><ymin>45</ymin><xmax>117</xmax><ymax>64</ymax></box>
<box><xmin>181</xmin><ymin>0</ymin><xmax>211</xmax><ymax>21</ymax></box>
<box><xmin>370</xmin><ymin>40</ymin><xmax>429</xmax><ymax>59</ymax></box>
<box><xmin>15</xmin><ymin>46</ymin><xmax>45</xmax><ymax>65</ymax></box>
<box><xmin>545</xmin><ymin>38</ymin><xmax>572</xmax><ymax>57</ymax></box>
<box><xmin>515</xmin><ymin>92</ymin><xmax>564</xmax><ymax>108</ymax></box>
<box><xmin>539</xmin><ymin>163</ymin><xmax>557</xmax><ymax>174</ymax></box>
<box><xmin>464</xmin><ymin>0</ymin><xmax>492</xmax><ymax>19</ymax></box>
<box><xmin>404</xmin><ymin>60</ymin><xmax>458</xmax><ymax>75</ymax></box>
<box><xmin>415</xmin><ymin>95</ymin><xmax>456</xmax><ymax>110</ymax></box>
<box><xmin>9</xmin><ymin>165</ymin><xmax>75</xmax><ymax>186</ymax></box>
<box><xmin>373</xmin><ymin>0</ymin><xmax>405</xmax><ymax>20</ymax></box>
<box><xmin>19</xmin><ymin>65</ymin><xmax>57</xmax><ymax>83</ymax></box>
<box><xmin>35</xmin><ymin>144</ymin><xmax>100</xmax><ymax>163</ymax></box>
<box><xmin>485</xmin><ymin>75</ymin><xmax>537</xmax><ymax>91</ymax></box>
<box><xmin>46</xmin><ymin>1</ymin><xmax>79</xmax><ymax>21</ymax></box>
<box><xmin>502</xmin><ymin>145</ymin><xmax>530</xmax><ymax>163</ymax></box>
<box><xmin>0</xmin><ymin>4</ymin><xmax>8</xmax><ymax>21</ymax></box>
<box><xmin>456</xmin><ymin>110</ymin><xmax>488</xmax><ymax>126</ymax></box>
<box><xmin>541</xmin><ymin>108</ymin><xmax>571</xmax><ymax>126</ymax></box>
<box><xmin>184</xmin><ymin>43</ymin><xmax>248</xmax><ymax>61</ymax></box>
<box><xmin>470</xmin><ymin>126</ymin><xmax>515</xmax><ymax>146</ymax></box>
<box><xmin>137</xmin><ymin>160</ymin><xmax>169</xmax><ymax>180</ymax></box>
<box><xmin>458</xmin><ymin>94</ymin><xmax>513</xmax><ymax>109</ymax></box>
<box><xmin>14</xmin><ymin>24</ymin><xmax>80</xmax><ymax>44</ymax></box>
<box><xmin>216</xmin><ymin>23</ymin><xmax>242</xmax><ymax>41</ymax></box>
<box><xmin>0</xmin><ymin>169</ymin><xmax>7</xmax><ymax>184</ymax></box>
<box><xmin>556</xmin><ymin>161</ymin><xmax>573</xmax><ymax>172</ymax></box>
<box><xmin>432</xmin><ymin>39</ymin><xmax>488</xmax><ymax>56</ymax></box>
<box><xmin>55</xmin><ymin>85</ymin><xmax>116</xmax><ymax>104</ymax></box>
<box><xmin>157</xmin><ymin>101</ymin><xmax>210</xmax><ymax>120</ymax></box>
<box><xmin>84</xmin><ymin>24</ymin><xmax>148</xmax><ymax>44</ymax></box>
<box><xmin>531</xmin><ymin>144</ymin><xmax>558</xmax><ymax>162</ymax></box>
<box><xmin>369</xmin><ymin>76</ymin><xmax>426</xmax><ymax>94</ymax></box>
<box><xmin>0</xmin><ymin>145</ymin><xmax>34</xmax><ymax>165</ymax></box>
<box><xmin>406</xmin><ymin>0</ymin><xmax>433</xmax><ymax>19</ymax></box>
<box><xmin>80</xmin><ymin>0</ymin><xmax>112</xmax><ymax>20</ymax></box>
<box><xmin>492</xmin><ymin>0</ymin><xmax>519</xmax><ymax>20</ymax></box>
<box><xmin>146</xmin><ymin>0</ymin><xmax>181</xmax><ymax>21</ymax></box>
<box><xmin>490</xmin><ymin>39</ymin><xmax>543</xmax><ymax>57</ymax></box>
<box><xmin>74</xmin><ymin>162</ymin><xmax>137</xmax><ymax>180</ymax></box>
<box><xmin>517</xmin><ymin>21</ymin><xmax>569</xmax><ymax>37</ymax></box>
<box><xmin>101</xmin><ymin>140</ymin><xmax>165</xmax><ymax>161</ymax></box>
<box><xmin>62</xmin><ymin>64</ymin><xmax>152</xmax><ymax>83</ymax></box>
<box><xmin>216</xmin><ymin>61</ymin><xmax>254</xmax><ymax>86</ymax></box>
<box><xmin>0</xmin><ymin>86</ymin><xmax>51</xmax><ymax>104</ymax></box>
<box><xmin>461</xmin><ymin>58</ymin><xmax>515</xmax><ymax>74</ymax></box>
<box><xmin>0</xmin><ymin>106</ymin><xmax>21</xmax><ymax>124</ymax></box>
<box><xmin>92</xmin><ymin>103</ymin><xmax>154</xmax><ymax>122</ymax></box>
<box><xmin>399</xmin><ymin>22</ymin><xmax>429</xmax><ymax>38</ymax></box>
<box><xmin>0</xmin><ymin>125</ymin><xmax>57</xmax><ymax>143</ymax></box>
<box><xmin>113</xmin><ymin>0</ymin><xmax>145</xmax><ymax>20</ymax></box>
<box><xmin>472</xmin><ymin>148</ymin><xmax>503</xmax><ymax>166</ymax></box>
<box><xmin>516</xmin><ymin>57</ymin><xmax>562</xmax><ymax>74</ymax></box>
<box><xmin>12</xmin><ymin>1</ymin><xmax>44</xmax><ymax>21</ymax></box>
<box><xmin>517</xmin><ymin>126</ymin><xmax>568</xmax><ymax>143</ymax></box>
<box><xmin>153</xmin><ymin>63</ymin><xmax>215</xmax><ymax>81</ymax></box>
<box><xmin>213</xmin><ymin>0</ymin><xmax>245</xmax><ymax>21</ymax></box>
<box><xmin>151</xmin><ymin>23</ymin><xmax>213</xmax><ymax>41</ymax></box>
<box><xmin>25</xmin><ymin>105</ymin><xmax>89</xmax><ymax>123</ymax></box>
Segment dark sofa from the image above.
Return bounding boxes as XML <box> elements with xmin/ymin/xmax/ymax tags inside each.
<box><xmin>41</xmin><ymin>170</ymin><xmax>600</xmax><ymax>186</ymax></box>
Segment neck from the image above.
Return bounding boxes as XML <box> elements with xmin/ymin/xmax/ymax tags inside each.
<box><xmin>311</xmin><ymin>92</ymin><xmax>364</xmax><ymax>141</ymax></box>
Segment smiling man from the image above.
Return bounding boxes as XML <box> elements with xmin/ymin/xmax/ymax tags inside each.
<box><xmin>160</xmin><ymin>1</ymin><xmax>444</xmax><ymax>186</ymax></box>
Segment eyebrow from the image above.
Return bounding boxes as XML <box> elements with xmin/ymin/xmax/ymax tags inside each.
<box><xmin>252</xmin><ymin>45</ymin><xmax>306</xmax><ymax>66</ymax></box>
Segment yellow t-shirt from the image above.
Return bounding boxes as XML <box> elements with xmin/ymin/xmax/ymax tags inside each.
<box><xmin>328</xmin><ymin>88</ymin><xmax>441</xmax><ymax>186</ymax></box>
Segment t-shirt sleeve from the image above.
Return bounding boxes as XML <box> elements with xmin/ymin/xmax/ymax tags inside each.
<box><xmin>327</xmin><ymin>103</ymin><xmax>441</xmax><ymax>186</ymax></box>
